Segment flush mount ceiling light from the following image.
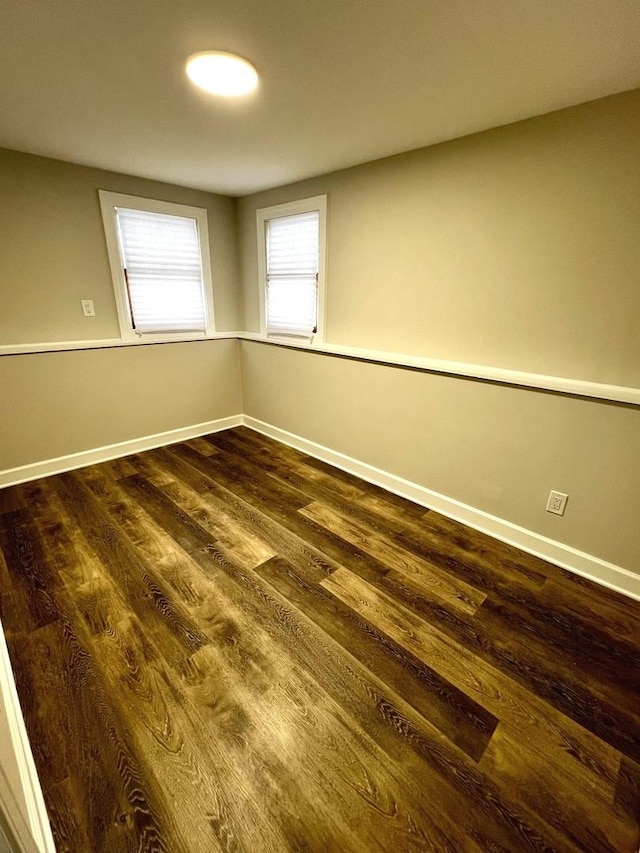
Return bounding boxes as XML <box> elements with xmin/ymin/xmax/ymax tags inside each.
<box><xmin>185</xmin><ymin>51</ymin><xmax>258</xmax><ymax>97</ymax></box>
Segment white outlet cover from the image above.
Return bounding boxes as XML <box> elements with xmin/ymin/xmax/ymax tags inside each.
<box><xmin>546</xmin><ymin>490</ymin><xmax>568</xmax><ymax>516</ymax></box>
<box><xmin>81</xmin><ymin>299</ymin><xmax>95</xmax><ymax>317</ymax></box>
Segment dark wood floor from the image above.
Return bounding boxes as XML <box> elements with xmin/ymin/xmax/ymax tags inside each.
<box><xmin>0</xmin><ymin>427</ymin><xmax>639</xmax><ymax>852</ymax></box>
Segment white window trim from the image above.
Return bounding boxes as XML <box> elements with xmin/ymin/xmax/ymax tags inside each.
<box><xmin>99</xmin><ymin>190</ymin><xmax>216</xmax><ymax>342</ymax></box>
<box><xmin>256</xmin><ymin>195</ymin><xmax>327</xmax><ymax>343</ymax></box>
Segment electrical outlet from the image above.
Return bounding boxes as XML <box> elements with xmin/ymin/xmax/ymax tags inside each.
<box><xmin>81</xmin><ymin>299</ymin><xmax>95</xmax><ymax>317</ymax></box>
<box><xmin>546</xmin><ymin>490</ymin><xmax>568</xmax><ymax>516</ymax></box>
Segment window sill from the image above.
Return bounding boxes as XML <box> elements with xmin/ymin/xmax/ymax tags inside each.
<box><xmin>266</xmin><ymin>332</ymin><xmax>318</xmax><ymax>344</ymax></box>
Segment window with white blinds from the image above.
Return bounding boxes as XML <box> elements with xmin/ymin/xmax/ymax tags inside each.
<box><xmin>257</xmin><ymin>196</ymin><xmax>326</xmax><ymax>340</ymax></box>
<box><xmin>99</xmin><ymin>191</ymin><xmax>214</xmax><ymax>340</ymax></box>
<box><xmin>266</xmin><ymin>211</ymin><xmax>319</xmax><ymax>336</ymax></box>
<box><xmin>116</xmin><ymin>208</ymin><xmax>206</xmax><ymax>333</ymax></box>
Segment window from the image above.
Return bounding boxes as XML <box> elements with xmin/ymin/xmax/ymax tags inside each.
<box><xmin>99</xmin><ymin>191</ymin><xmax>215</xmax><ymax>340</ymax></box>
<box><xmin>257</xmin><ymin>196</ymin><xmax>327</xmax><ymax>340</ymax></box>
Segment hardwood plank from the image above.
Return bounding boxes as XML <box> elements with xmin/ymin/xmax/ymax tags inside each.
<box><xmin>0</xmin><ymin>486</ymin><xmax>24</xmax><ymax>515</ymax></box>
<box><xmin>20</xmin><ymin>479</ymin><xmax>100</xmax><ymax>592</ymax></box>
<box><xmin>183</xmin><ymin>436</ymin><xmax>219</xmax><ymax>457</ymax></box>
<box><xmin>0</xmin><ymin>543</ymin><xmax>11</xmax><ymax>591</ymax></box>
<box><xmin>193</xmin><ymin>440</ymin><xmax>313</xmax><ymax>513</ymax></box>
<box><xmin>100</xmin><ymin>456</ymin><xmax>139</xmax><ymax>480</ymax></box>
<box><xmin>81</xmin><ymin>468</ymin><xmax>285</xmax><ymax>681</ymax></box>
<box><xmin>229</xmin><ymin>427</ymin><xmax>431</xmax><ymax>527</ymax></box>
<box><xmin>393</xmin><ymin>513</ymin><xmax>550</xmax><ymax>592</ymax></box>
<box><xmin>148</xmin><ymin>447</ymin><xmax>336</xmax><ymax>583</ymax></box>
<box><xmin>477</xmin><ymin>592</ymin><xmax>640</xmax><ymax>700</ymax></box>
<box><xmin>538</xmin><ymin>575</ymin><xmax>640</xmax><ymax>647</ymax></box>
<box><xmin>119</xmin><ymin>473</ymin><xmax>219</xmax><ymax>553</ymax></box>
<box><xmin>321</xmin><ymin>532</ymin><xmax>640</xmax><ymax>766</ymax></box>
<box><xmin>558</xmin><ymin>565</ymin><xmax>640</xmax><ymax>615</ymax></box>
<box><xmin>321</xmin><ymin>568</ymin><xmax>626</xmax><ymax>824</ymax></box>
<box><xmin>615</xmin><ymin>757</ymin><xmax>640</xmax><ymax>826</ymax></box>
<box><xmin>295</xmin><ymin>453</ymin><xmax>429</xmax><ymax>520</ymax></box>
<box><xmin>480</xmin><ymin>724</ymin><xmax>638</xmax><ymax>853</ymax></box>
<box><xmin>191</xmin><ymin>561</ymin><xmax>567</xmax><ymax>849</ymax></box>
<box><xmin>473</xmin><ymin>594</ymin><xmax>640</xmax><ymax>759</ymax></box>
<box><xmin>14</xmin><ymin>482</ymin><xmax>222</xmax><ymax>851</ymax></box>
<box><xmin>72</xmin><ymin>599</ymin><xmax>277</xmax><ymax>853</ymax></box>
<box><xmin>168</xmin><ymin>442</ymin><xmax>424</xmax><ymax>587</ymax></box>
<box><xmin>419</xmin><ymin>510</ymin><xmax>560</xmax><ymax>582</ymax></box>
<box><xmin>0</xmin><ymin>509</ymin><xmax>61</xmax><ymax>630</ymax></box>
<box><xmin>165</xmin><ymin>443</ymin><xmax>389</xmax><ymax>581</ymax></box>
<box><xmin>392</xmin><ymin>532</ymin><xmax>547</xmax><ymax>600</ymax></box>
<box><xmin>126</xmin><ymin>452</ymin><xmax>176</xmax><ymax>486</ymax></box>
<box><xmin>255</xmin><ymin>555</ymin><xmax>498</xmax><ymax>762</ymax></box>
<box><xmin>165</xmin><ymin>438</ymin><xmax>640</xmax><ymax>783</ymax></box>
<box><xmin>300</xmin><ymin>500</ymin><xmax>486</xmax><ymax>615</ymax></box>
<box><xmin>7</xmin><ymin>619</ymin><xmax>177</xmax><ymax>853</ymax></box>
<box><xmin>51</xmin><ymin>472</ymin><xmax>209</xmax><ymax>667</ymax></box>
<box><xmin>162</xmin><ymin>478</ymin><xmax>276</xmax><ymax>570</ymax></box>
<box><xmin>216</xmin><ymin>426</ymin><xmax>310</xmax><ymax>467</ymax></box>
<box><xmin>172</xmin><ymin>440</ymin><xmax>483</xmax><ymax>640</ymax></box>
<box><xmin>42</xmin><ymin>779</ymin><xmax>92</xmax><ymax>853</ymax></box>
<box><xmin>205</xmin><ymin>430</ymin><xmax>377</xmax><ymax>508</ymax></box>
<box><xmin>5</xmin><ymin>628</ymin><xmax>70</xmax><ymax>793</ymax></box>
<box><xmin>0</xmin><ymin>587</ymin><xmax>36</xmax><ymax>638</ymax></box>
<box><xmin>183</xmin><ymin>643</ymin><xmax>455</xmax><ymax>853</ymax></box>
<box><xmin>233</xmin><ymin>440</ymin><xmax>551</xmax><ymax>603</ymax></box>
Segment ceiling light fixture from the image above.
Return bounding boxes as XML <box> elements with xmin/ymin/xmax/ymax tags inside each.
<box><xmin>185</xmin><ymin>51</ymin><xmax>258</xmax><ymax>97</ymax></box>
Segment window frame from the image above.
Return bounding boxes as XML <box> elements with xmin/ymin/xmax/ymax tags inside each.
<box><xmin>256</xmin><ymin>195</ymin><xmax>327</xmax><ymax>342</ymax></box>
<box><xmin>99</xmin><ymin>190</ymin><xmax>215</xmax><ymax>342</ymax></box>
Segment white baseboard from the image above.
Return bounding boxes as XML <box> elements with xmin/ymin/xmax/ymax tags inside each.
<box><xmin>0</xmin><ymin>619</ymin><xmax>56</xmax><ymax>853</ymax></box>
<box><xmin>243</xmin><ymin>416</ymin><xmax>640</xmax><ymax>602</ymax></box>
<box><xmin>2</xmin><ymin>411</ymin><xmax>636</xmax><ymax>599</ymax></box>
<box><xmin>0</xmin><ymin>415</ymin><xmax>243</xmax><ymax>489</ymax></box>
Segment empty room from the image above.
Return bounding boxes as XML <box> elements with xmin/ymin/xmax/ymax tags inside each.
<box><xmin>1</xmin><ymin>1</ymin><xmax>639</xmax><ymax>851</ymax></box>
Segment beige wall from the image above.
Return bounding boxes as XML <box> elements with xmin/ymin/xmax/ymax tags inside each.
<box><xmin>0</xmin><ymin>340</ymin><xmax>241</xmax><ymax>471</ymax></box>
<box><xmin>240</xmin><ymin>341</ymin><xmax>640</xmax><ymax>572</ymax></box>
<box><xmin>238</xmin><ymin>89</ymin><xmax>640</xmax><ymax>387</ymax></box>
<box><xmin>0</xmin><ymin>150</ymin><xmax>243</xmax><ymax>471</ymax></box>
<box><xmin>0</xmin><ymin>148</ymin><xmax>241</xmax><ymax>342</ymax></box>
<box><xmin>237</xmin><ymin>91</ymin><xmax>640</xmax><ymax>574</ymax></box>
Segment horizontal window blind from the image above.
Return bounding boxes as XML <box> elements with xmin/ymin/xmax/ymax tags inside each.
<box><xmin>116</xmin><ymin>207</ymin><xmax>207</xmax><ymax>333</ymax></box>
<box><xmin>266</xmin><ymin>210</ymin><xmax>319</xmax><ymax>336</ymax></box>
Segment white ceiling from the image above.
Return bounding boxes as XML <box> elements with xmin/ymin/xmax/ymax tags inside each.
<box><xmin>1</xmin><ymin>0</ymin><xmax>639</xmax><ymax>196</ymax></box>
